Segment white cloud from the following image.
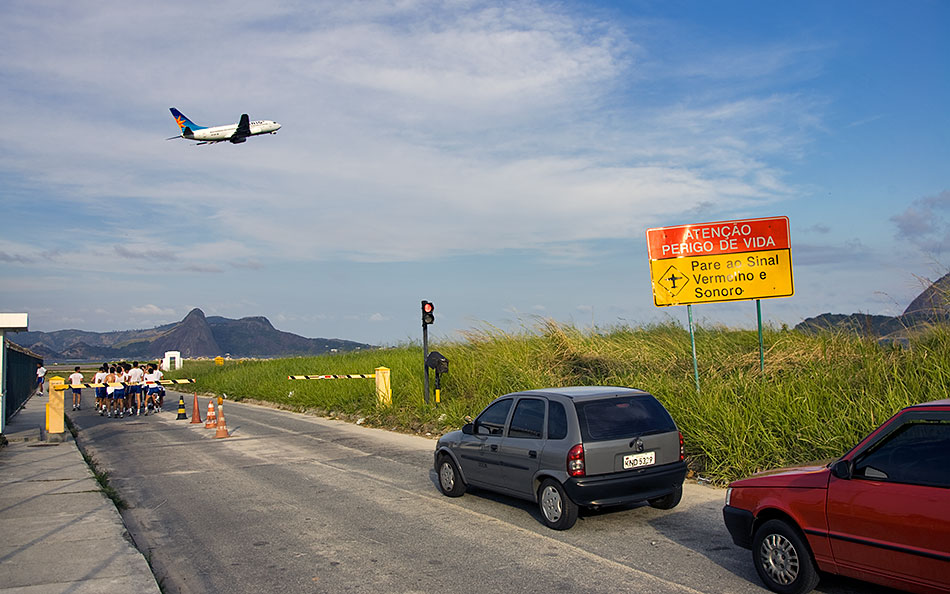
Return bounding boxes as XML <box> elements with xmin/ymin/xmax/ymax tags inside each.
<box><xmin>130</xmin><ymin>304</ymin><xmax>176</xmax><ymax>317</ymax></box>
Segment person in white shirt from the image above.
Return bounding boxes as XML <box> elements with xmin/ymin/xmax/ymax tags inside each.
<box><xmin>94</xmin><ymin>365</ymin><xmax>108</xmax><ymax>415</ymax></box>
<box><xmin>154</xmin><ymin>366</ymin><xmax>165</xmax><ymax>410</ymax></box>
<box><xmin>68</xmin><ymin>366</ymin><xmax>84</xmax><ymax>411</ymax></box>
<box><xmin>106</xmin><ymin>366</ymin><xmax>123</xmax><ymax>418</ymax></box>
<box><xmin>118</xmin><ymin>364</ymin><xmax>131</xmax><ymax>416</ymax></box>
<box><xmin>127</xmin><ymin>362</ymin><xmax>145</xmax><ymax>415</ymax></box>
<box><xmin>144</xmin><ymin>366</ymin><xmax>162</xmax><ymax>413</ymax></box>
<box><xmin>36</xmin><ymin>363</ymin><xmax>47</xmax><ymax>395</ymax></box>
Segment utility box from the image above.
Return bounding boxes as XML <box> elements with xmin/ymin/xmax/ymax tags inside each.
<box><xmin>426</xmin><ymin>351</ymin><xmax>449</xmax><ymax>374</ymax></box>
<box><xmin>46</xmin><ymin>376</ymin><xmax>65</xmax><ymax>436</ymax></box>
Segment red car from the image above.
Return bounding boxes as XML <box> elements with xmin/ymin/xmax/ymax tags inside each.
<box><xmin>723</xmin><ymin>399</ymin><xmax>950</xmax><ymax>594</ymax></box>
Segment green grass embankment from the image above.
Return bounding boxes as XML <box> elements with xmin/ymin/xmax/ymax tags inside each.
<box><xmin>164</xmin><ymin>320</ymin><xmax>950</xmax><ymax>484</ymax></box>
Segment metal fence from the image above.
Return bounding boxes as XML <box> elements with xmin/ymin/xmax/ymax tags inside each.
<box><xmin>4</xmin><ymin>339</ymin><xmax>41</xmax><ymax>425</ymax></box>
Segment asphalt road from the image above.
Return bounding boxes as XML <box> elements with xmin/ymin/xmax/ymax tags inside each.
<box><xmin>69</xmin><ymin>393</ymin><xmax>898</xmax><ymax>594</ymax></box>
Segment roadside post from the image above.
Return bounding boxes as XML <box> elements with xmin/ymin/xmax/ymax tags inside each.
<box><xmin>646</xmin><ymin>216</ymin><xmax>794</xmax><ymax>391</ymax></box>
<box><xmin>375</xmin><ymin>367</ymin><xmax>392</xmax><ymax>407</ymax></box>
<box><xmin>425</xmin><ymin>351</ymin><xmax>448</xmax><ymax>405</ymax></box>
<box><xmin>46</xmin><ymin>376</ymin><xmax>65</xmax><ymax>436</ymax></box>
<box><xmin>421</xmin><ymin>300</ymin><xmax>435</xmax><ymax>404</ymax></box>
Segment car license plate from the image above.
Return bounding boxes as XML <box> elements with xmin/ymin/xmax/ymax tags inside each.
<box><xmin>623</xmin><ymin>451</ymin><xmax>655</xmax><ymax>469</ymax></box>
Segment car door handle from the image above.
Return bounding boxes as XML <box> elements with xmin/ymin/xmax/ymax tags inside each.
<box><xmin>490</xmin><ymin>444</ymin><xmax>498</xmax><ymax>451</ymax></box>
<box><xmin>528</xmin><ymin>450</ymin><xmax>537</xmax><ymax>458</ymax></box>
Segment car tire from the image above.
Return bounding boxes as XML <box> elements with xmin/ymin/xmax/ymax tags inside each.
<box><xmin>752</xmin><ymin>519</ymin><xmax>820</xmax><ymax>594</ymax></box>
<box><xmin>648</xmin><ymin>484</ymin><xmax>682</xmax><ymax>510</ymax></box>
<box><xmin>538</xmin><ymin>478</ymin><xmax>578</xmax><ymax>530</ymax></box>
<box><xmin>436</xmin><ymin>454</ymin><xmax>466</xmax><ymax>497</ymax></box>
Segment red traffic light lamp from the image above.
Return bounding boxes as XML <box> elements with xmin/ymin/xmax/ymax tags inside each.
<box><xmin>422</xmin><ymin>300</ymin><xmax>435</xmax><ymax>325</ymax></box>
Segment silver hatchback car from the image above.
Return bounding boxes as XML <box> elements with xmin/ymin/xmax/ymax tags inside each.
<box><xmin>434</xmin><ymin>386</ymin><xmax>687</xmax><ymax>530</ymax></box>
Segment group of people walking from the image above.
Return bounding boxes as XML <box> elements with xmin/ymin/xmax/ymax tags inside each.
<box><xmin>50</xmin><ymin>361</ymin><xmax>166</xmax><ymax>418</ymax></box>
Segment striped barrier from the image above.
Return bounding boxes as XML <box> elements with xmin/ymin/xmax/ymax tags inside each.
<box><xmin>288</xmin><ymin>374</ymin><xmax>375</xmax><ymax>380</ymax></box>
<box><xmin>288</xmin><ymin>367</ymin><xmax>391</xmax><ymax>407</ymax></box>
<box><xmin>53</xmin><ymin>379</ymin><xmax>196</xmax><ymax>390</ymax></box>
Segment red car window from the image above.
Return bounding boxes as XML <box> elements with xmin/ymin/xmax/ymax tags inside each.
<box><xmin>854</xmin><ymin>420</ymin><xmax>950</xmax><ymax>487</ymax></box>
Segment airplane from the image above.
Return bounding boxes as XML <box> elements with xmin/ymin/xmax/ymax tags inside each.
<box><xmin>167</xmin><ymin>107</ymin><xmax>281</xmax><ymax>145</ymax></box>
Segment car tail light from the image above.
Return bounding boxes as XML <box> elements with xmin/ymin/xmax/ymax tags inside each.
<box><xmin>567</xmin><ymin>444</ymin><xmax>585</xmax><ymax>477</ymax></box>
<box><xmin>679</xmin><ymin>432</ymin><xmax>685</xmax><ymax>462</ymax></box>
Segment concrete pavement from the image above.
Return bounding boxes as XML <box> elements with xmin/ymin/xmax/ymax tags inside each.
<box><xmin>0</xmin><ymin>393</ymin><xmax>161</xmax><ymax>593</ymax></box>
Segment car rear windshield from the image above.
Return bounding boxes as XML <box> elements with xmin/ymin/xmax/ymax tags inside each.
<box><xmin>574</xmin><ymin>394</ymin><xmax>676</xmax><ymax>442</ymax></box>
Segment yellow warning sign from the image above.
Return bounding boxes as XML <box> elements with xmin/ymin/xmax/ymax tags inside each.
<box><xmin>650</xmin><ymin>248</ymin><xmax>793</xmax><ymax>306</ymax></box>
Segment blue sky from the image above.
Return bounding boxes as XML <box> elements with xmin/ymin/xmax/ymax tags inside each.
<box><xmin>1</xmin><ymin>0</ymin><xmax>948</xmax><ymax>345</ymax></box>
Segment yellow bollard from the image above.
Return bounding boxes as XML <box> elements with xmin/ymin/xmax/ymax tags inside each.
<box><xmin>375</xmin><ymin>367</ymin><xmax>392</xmax><ymax>407</ymax></box>
<box><xmin>46</xmin><ymin>376</ymin><xmax>65</xmax><ymax>435</ymax></box>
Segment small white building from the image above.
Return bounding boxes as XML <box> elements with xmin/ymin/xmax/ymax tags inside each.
<box><xmin>162</xmin><ymin>351</ymin><xmax>182</xmax><ymax>371</ymax></box>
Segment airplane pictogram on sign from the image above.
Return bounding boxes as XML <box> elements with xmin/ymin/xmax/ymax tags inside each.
<box><xmin>658</xmin><ymin>265</ymin><xmax>689</xmax><ymax>297</ymax></box>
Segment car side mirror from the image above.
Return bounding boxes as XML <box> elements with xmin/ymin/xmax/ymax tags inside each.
<box><xmin>830</xmin><ymin>459</ymin><xmax>852</xmax><ymax>480</ymax></box>
<box><xmin>462</xmin><ymin>423</ymin><xmax>474</xmax><ymax>435</ymax></box>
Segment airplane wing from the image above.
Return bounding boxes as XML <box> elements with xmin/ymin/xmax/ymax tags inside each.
<box><xmin>231</xmin><ymin>114</ymin><xmax>251</xmax><ymax>143</ymax></box>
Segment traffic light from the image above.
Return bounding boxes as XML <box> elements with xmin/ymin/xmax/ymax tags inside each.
<box><xmin>422</xmin><ymin>300</ymin><xmax>435</xmax><ymax>325</ymax></box>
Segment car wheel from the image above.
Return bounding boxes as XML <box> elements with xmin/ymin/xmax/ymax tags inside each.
<box><xmin>648</xmin><ymin>484</ymin><xmax>682</xmax><ymax>510</ymax></box>
<box><xmin>752</xmin><ymin>519</ymin><xmax>820</xmax><ymax>594</ymax></box>
<box><xmin>538</xmin><ymin>479</ymin><xmax>578</xmax><ymax>530</ymax></box>
<box><xmin>436</xmin><ymin>455</ymin><xmax>466</xmax><ymax>497</ymax></box>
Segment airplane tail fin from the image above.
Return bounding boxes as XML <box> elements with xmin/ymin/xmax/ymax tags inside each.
<box><xmin>169</xmin><ymin>108</ymin><xmax>205</xmax><ymax>132</ymax></box>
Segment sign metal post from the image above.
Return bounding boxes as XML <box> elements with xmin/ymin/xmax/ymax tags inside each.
<box><xmin>687</xmin><ymin>305</ymin><xmax>700</xmax><ymax>394</ymax></box>
<box><xmin>757</xmin><ymin>300</ymin><xmax>765</xmax><ymax>372</ymax></box>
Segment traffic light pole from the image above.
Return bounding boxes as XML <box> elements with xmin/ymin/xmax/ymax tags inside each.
<box><xmin>422</xmin><ymin>322</ymin><xmax>430</xmax><ymax>405</ymax></box>
<box><xmin>420</xmin><ymin>300</ymin><xmax>437</xmax><ymax>405</ymax></box>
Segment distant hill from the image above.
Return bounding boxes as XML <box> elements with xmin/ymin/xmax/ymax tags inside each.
<box><xmin>10</xmin><ymin>308</ymin><xmax>374</xmax><ymax>360</ymax></box>
<box><xmin>796</xmin><ymin>273</ymin><xmax>950</xmax><ymax>337</ymax></box>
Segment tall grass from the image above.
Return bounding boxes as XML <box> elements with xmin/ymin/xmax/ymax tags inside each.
<box><xmin>164</xmin><ymin>321</ymin><xmax>950</xmax><ymax>483</ymax></box>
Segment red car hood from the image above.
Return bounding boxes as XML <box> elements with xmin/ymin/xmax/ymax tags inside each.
<box><xmin>731</xmin><ymin>462</ymin><xmax>833</xmax><ymax>489</ymax></box>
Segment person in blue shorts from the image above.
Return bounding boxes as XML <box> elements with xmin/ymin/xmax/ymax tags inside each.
<box><xmin>35</xmin><ymin>363</ymin><xmax>47</xmax><ymax>395</ymax></box>
<box><xmin>68</xmin><ymin>366</ymin><xmax>83</xmax><ymax>410</ymax></box>
<box><xmin>144</xmin><ymin>365</ymin><xmax>162</xmax><ymax>412</ymax></box>
<box><xmin>108</xmin><ymin>365</ymin><xmax>126</xmax><ymax>418</ymax></box>
<box><xmin>94</xmin><ymin>365</ymin><xmax>108</xmax><ymax>415</ymax></box>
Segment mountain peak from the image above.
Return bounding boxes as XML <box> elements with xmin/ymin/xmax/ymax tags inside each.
<box><xmin>156</xmin><ymin>309</ymin><xmax>219</xmax><ymax>357</ymax></box>
<box><xmin>903</xmin><ymin>273</ymin><xmax>950</xmax><ymax>319</ymax></box>
<box><xmin>183</xmin><ymin>308</ymin><xmax>206</xmax><ymax>321</ymax></box>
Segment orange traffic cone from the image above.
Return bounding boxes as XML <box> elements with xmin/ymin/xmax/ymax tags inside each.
<box><xmin>214</xmin><ymin>402</ymin><xmax>229</xmax><ymax>438</ymax></box>
<box><xmin>190</xmin><ymin>392</ymin><xmax>203</xmax><ymax>424</ymax></box>
<box><xmin>204</xmin><ymin>399</ymin><xmax>217</xmax><ymax>429</ymax></box>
